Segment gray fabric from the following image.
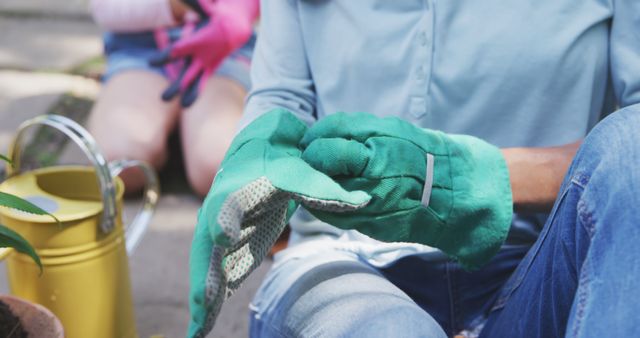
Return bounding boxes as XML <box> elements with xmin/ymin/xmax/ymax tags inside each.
<box><xmin>203</xmin><ymin>176</ymin><xmax>367</xmax><ymax>330</ymax></box>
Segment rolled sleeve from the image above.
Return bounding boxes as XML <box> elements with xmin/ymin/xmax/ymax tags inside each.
<box><xmin>90</xmin><ymin>0</ymin><xmax>176</xmax><ymax>32</ymax></box>
<box><xmin>239</xmin><ymin>0</ymin><xmax>317</xmax><ymax>130</ymax></box>
<box><xmin>610</xmin><ymin>0</ymin><xmax>640</xmax><ymax>108</ymax></box>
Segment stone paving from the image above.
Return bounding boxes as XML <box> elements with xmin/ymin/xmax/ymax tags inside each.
<box><xmin>0</xmin><ymin>1</ymin><xmax>270</xmax><ymax>337</ymax></box>
<box><xmin>0</xmin><ymin>0</ymin><xmax>92</xmax><ymax>18</ymax></box>
<box><xmin>0</xmin><ymin>17</ymin><xmax>101</xmax><ymax>71</ymax></box>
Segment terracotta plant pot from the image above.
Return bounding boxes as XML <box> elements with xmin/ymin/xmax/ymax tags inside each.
<box><xmin>0</xmin><ymin>295</ymin><xmax>64</xmax><ymax>338</ymax></box>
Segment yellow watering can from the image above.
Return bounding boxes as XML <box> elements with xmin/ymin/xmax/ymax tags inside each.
<box><xmin>0</xmin><ymin>114</ymin><xmax>159</xmax><ymax>338</ymax></box>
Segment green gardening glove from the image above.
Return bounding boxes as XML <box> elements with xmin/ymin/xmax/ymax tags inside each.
<box><xmin>188</xmin><ymin>109</ymin><xmax>370</xmax><ymax>338</ymax></box>
<box><xmin>300</xmin><ymin>112</ymin><xmax>513</xmax><ymax>270</ymax></box>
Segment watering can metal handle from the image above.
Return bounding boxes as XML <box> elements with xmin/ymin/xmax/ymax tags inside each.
<box><xmin>5</xmin><ymin>115</ymin><xmax>159</xmax><ymax>252</ymax></box>
<box><xmin>109</xmin><ymin>160</ymin><xmax>159</xmax><ymax>255</ymax></box>
<box><xmin>7</xmin><ymin>115</ymin><xmax>119</xmax><ymax>234</ymax></box>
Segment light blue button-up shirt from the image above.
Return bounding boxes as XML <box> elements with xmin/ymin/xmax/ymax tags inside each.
<box><xmin>241</xmin><ymin>0</ymin><xmax>640</xmax><ymax>264</ymax></box>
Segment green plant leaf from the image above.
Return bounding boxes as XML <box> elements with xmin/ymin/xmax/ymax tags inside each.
<box><xmin>0</xmin><ymin>154</ymin><xmax>11</xmax><ymax>167</ymax></box>
<box><xmin>0</xmin><ymin>191</ymin><xmax>60</xmax><ymax>224</ymax></box>
<box><xmin>0</xmin><ymin>225</ymin><xmax>42</xmax><ymax>271</ymax></box>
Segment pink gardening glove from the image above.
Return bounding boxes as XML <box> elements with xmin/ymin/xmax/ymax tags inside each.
<box><xmin>150</xmin><ymin>0</ymin><xmax>259</xmax><ymax>107</ymax></box>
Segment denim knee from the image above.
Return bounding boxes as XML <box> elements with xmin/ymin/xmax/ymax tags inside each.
<box><xmin>564</xmin><ymin>105</ymin><xmax>640</xmax><ymax>238</ymax></box>
<box><xmin>569</xmin><ymin>105</ymin><xmax>639</xmax><ymax>189</ymax></box>
<box><xmin>250</xmin><ymin>253</ymin><xmax>447</xmax><ymax>338</ymax></box>
<box><xmin>582</xmin><ymin>106</ymin><xmax>640</xmax><ymax>165</ymax></box>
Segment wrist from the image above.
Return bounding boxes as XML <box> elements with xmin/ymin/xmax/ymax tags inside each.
<box><xmin>169</xmin><ymin>0</ymin><xmax>189</xmax><ymax>22</ymax></box>
<box><xmin>502</xmin><ymin>140</ymin><xmax>581</xmax><ymax>213</ymax></box>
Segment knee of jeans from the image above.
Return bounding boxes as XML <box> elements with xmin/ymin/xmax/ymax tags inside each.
<box><xmin>571</xmin><ymin>105</ymin><xmax>640</xmax><ymax>229</ymax></box>
<box><xmin>585</xmin><ymin>106</ymin><xmax>640</xmax><ymax>162</ymax></box>
<box><xmin>573</xmin><ymin>105</ymin><xmax>640</xmax><ymax>183</ymax></box>
<box><xmin>282</xmin><ymin>263</ymin><xmax>445</xmax><ymax>337</ymax></box>
<box><xmin>255</xmin><ymin>290</ymin><xmax>447</xmax><ymax>338</ymax></box>
<box><xmin>347</xmin><ymin>303</ymin><xmax>448</xmax><ymax>338</ymax></box>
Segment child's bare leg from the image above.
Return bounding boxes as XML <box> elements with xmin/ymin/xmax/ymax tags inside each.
<box><xmin>180</xmin><ymin>76</ymin><xmax>246</xmax><ymax>197</ymax></box>
<box><xmin>88</xmin><ymin>70</ymin><xmax>180</xmax><ymax>193</ymax></box>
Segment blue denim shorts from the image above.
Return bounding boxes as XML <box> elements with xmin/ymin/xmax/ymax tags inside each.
<box><xmin>102</xmin><ymin>25</ymin><xmax>255</xmax><ymax>90</ymax></box>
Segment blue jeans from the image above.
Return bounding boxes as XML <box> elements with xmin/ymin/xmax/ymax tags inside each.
<box><xmin>481</xmin><ymin>106</ymin><xmax>640</xmax><ymax>337</ymax></box>
<box><xmin>249</xmin><ymin>107</ymin><xmax>640</xmax><ymax>338</ymax></box>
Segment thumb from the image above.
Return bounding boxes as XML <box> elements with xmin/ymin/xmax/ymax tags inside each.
<box><xmin>267</xmin><ymin>156</ymin><xmax>371</xmax><ymax>211</ymax></box>
<box><xmin>302</xmin><ymin>138</ymin><xmax>370</xmax><ymax>177</ymax></box>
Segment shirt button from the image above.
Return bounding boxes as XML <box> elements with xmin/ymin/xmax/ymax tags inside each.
<box><xmin>410</xmin><ymin>97</ymin><xmax>427</xmax><ymax>118</ymax></box>
<box><xmin>416</xmin><ymin>66</ymin><xmax>425</xmax><ymax>80</ymax></box>
<box><xmin>420</xmin><ymin>32</ymin><xmax>428</xmax><ymax>46</ymax></box>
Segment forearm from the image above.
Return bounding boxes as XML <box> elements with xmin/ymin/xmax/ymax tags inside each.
<box><xmin>239</xmin><ymin>0</ymin><xmax>316</xmax><ymax>130</ymax></box>
<box><xmin>503</xmin><ymin>140</ymin><xmax>582</xmax><ymax>213</ymax></box>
